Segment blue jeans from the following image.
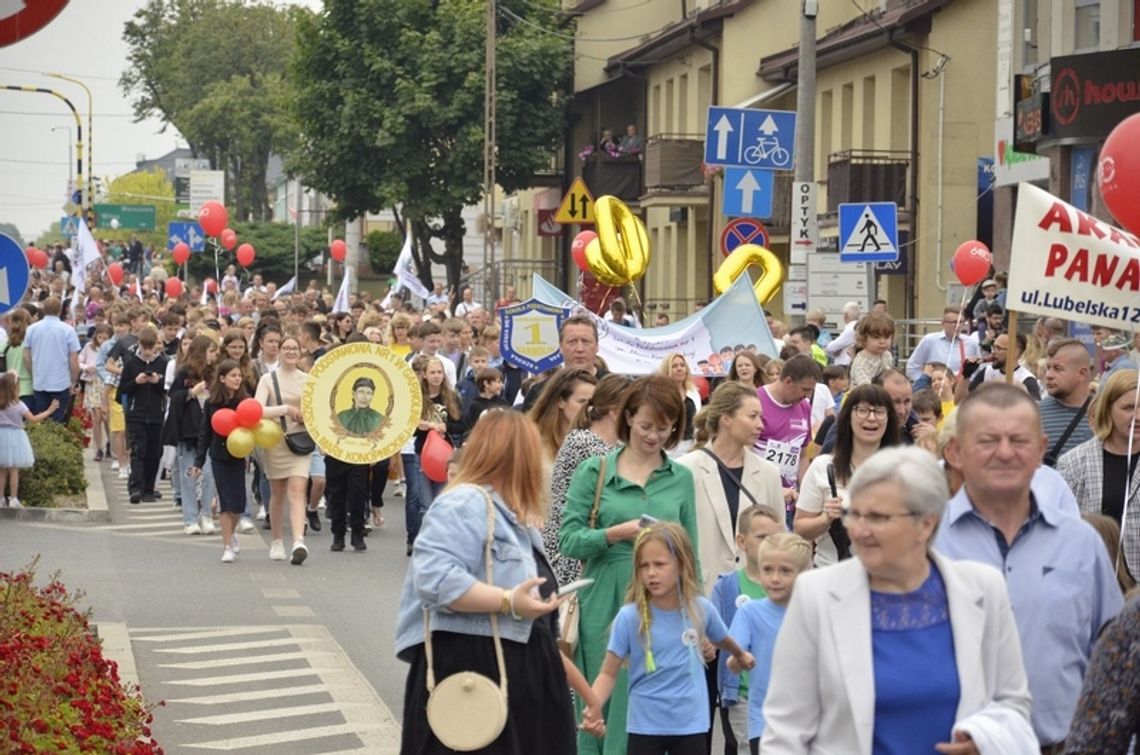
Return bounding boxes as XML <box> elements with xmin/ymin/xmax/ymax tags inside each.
<box><xmin>33</xmin><ymin>389</ymin><xmax>72</xmax><ymax>423</ymax></box>
<box><xmin>418</xmin><ymin>466</ymin><xmax>445</xmax><ymax>508</ymax></box>
<box><xmin>402</xmin><ymin>453</ymin><xmax>426</xmax><ymax>546</ymax></box>
<box><xmin>177</xmin><ymin>443</ymin><xmax>215</xmax><ymax>525</ymax></box>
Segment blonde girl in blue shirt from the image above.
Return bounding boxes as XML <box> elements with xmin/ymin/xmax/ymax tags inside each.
<box><xmin>591</xmin><ymin>522</ymin><xmax>755</xmax><ymax>755</ymax></box>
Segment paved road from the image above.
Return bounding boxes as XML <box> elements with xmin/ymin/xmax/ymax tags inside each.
<box><xmin>2</xmin><ymin>460</ymin><xmax>413</xmax><ymax>754</ymax></box>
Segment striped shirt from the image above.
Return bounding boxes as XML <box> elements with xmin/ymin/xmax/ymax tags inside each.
<box><xmin>1039</xmin><ymin>395</ymin><xmax>1093</xmax><ymax>460</ymax></box>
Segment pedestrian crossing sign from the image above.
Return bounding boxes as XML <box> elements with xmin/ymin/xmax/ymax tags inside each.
<box><xmin>838</xmin><ymin>202</ymin><xmax>898</xmax><ymax>263</ymax></box>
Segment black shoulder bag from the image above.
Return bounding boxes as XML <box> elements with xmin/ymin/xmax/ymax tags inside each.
<box><xmin>1043</xmin><ymin>395</ymin><xmax>1093</xmax><ymax>467</ymax></box>
<box><xmin>271</xmin><ymin>371</ymin><xmax>316</xmax><ymax>455</ymax></box>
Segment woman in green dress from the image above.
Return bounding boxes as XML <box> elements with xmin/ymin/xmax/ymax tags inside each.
<box><xmin>559</xmin><ymin>374</ymin><xmax>699</xmax><ymax>755</ymax></box>
<box><xmin>337</xmin><ymin>376</ymin><xmax>384</xmax><ymax>435</ymax></box>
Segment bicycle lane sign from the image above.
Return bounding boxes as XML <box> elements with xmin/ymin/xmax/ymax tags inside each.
<box><xmin>704</xmin><ymin>107</ymin><xmax>797</xmax><ymax>170</ymax></box>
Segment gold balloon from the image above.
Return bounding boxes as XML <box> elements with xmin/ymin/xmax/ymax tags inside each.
<box><xmin>226</xmin><ymin>427</ymin><xmax>256</xmax><ymax>458</ymax></box>
<box><xmin>252</xmin><ymin>418</ymin><xmax>284</xmax><ymax>449</ymax></box>
<box><xmin>713</xmin><ymin>244</ymin><xmax>784</xmax><ymax>305</ymax></box>
<box><xmin>587</xmin><ymin>195</ymin><xmax>651</xmax><ymax>285</ymax></box>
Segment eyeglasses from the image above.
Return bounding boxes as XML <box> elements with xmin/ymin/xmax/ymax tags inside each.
<box><xmin>841</xmin><ymin>511</ymin><xmax>921</xmax><ymax>528</ymax></box>
<box><xmin>852</xmin><ymin>405</ymin><xmax>888</xmax><ymax>419</ymax></box>
<box><xmin>280</xmin><ymin>346</ymin><xmax>300</xmax><ymax>353</ymax></box>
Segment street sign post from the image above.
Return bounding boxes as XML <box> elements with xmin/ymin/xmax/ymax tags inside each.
<box><xmin>837</xmin><ymin>202</ymin><xmax>898</xmax><ymax>264</ymax></box>
<box><xmin>189</xmin><ymin>170</ymin><xmax>226</xmax><ymax>215</ymax></box>
<box><xmin>0</xmin><ymin>234</ymin><xmax>31</xmax><ymax>317</ymax></box>
<box><xmin>167</xmin><ymin>222</ymin><xmax>205</xmax><ymax>252</ymax></box>
<box><xmin>722</xmin><ymin>168</ymin><xmax>774</xmax><ymax>218</ymax></box>
<box><xmin>554</xmin><ymin>177</ymin><xmax>596</xmax><ymax>225</ymax></box>
<box><xmin>94</xmin><ymin>204</ymin><xmax>156</xmax><ymax>231</ymax></box>
<box><xmin>719</xmin><ymin>218</ymin><xmax>770</xmax><ymax>257</ymax></box>
<box><xmin>704</xmin><ymin>107</ymin><xmax>796</xmax><ymax>169</ymax></box>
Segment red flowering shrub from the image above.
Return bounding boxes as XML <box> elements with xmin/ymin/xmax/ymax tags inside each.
<box><xmin>0</xmin><ymin>560</ymin><xmax>163</xmax><ymax>753</ymax></box>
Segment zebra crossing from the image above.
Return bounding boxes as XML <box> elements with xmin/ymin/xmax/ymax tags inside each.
<box><xmin>130</xmin><ymin>624</ymin><xmax>401</xmax><ymax>753</ymax></box>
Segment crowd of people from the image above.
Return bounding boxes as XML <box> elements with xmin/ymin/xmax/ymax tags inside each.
<box><xmin>6</xmin><ymin>248</ymin><xmax>1139</xmax><ymax>754</ymax></box>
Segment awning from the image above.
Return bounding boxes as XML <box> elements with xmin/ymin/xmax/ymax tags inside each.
<box><xmin>732</xmin><ymin>82</ymin><xmax>795</xmax><ymax>109</ymax></box>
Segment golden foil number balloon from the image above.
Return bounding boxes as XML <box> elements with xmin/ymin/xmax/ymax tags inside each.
<box><xmin>713</xmin><ymin>244</ymin><xmax>784</xmax><ymax>305</ymax></box>
<box><xmin>585</xmin><ymin>196</ymin><xmax>651</xmax><ymax>286</ymax></box>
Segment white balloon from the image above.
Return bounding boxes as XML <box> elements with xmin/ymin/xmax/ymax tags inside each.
<box><xmin>110</xmin><ymin>218</ymin><xmax>120</xmax><ymax>229</ymax></box>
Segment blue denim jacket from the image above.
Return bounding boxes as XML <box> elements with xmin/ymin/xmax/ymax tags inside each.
<box><xmin>395</xmin><ymin>484</ymin><xmax>545</xmax><ymax>660</ymax></box>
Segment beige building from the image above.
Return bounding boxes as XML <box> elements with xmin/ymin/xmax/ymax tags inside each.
<box><xmin>504</xmin><ymin>0</ymin><xmax>1003</xmax><ymax>326</ymax></box>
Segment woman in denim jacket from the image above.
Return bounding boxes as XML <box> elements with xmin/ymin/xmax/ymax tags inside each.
<box><xmin>395</xmin><ymin>410</ymin><xmax>578</xmax><ymax>754</ymax></box>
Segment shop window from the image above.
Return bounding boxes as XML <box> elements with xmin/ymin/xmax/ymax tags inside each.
<box><xmin>1075</xmin><ymin>0</ymin><xmax>1100</xmax><ymax>50</ymax></box>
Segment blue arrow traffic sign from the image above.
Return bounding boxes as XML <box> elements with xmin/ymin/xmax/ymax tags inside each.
<box><xmin>704</xmin><ymin>107</ymin><xmax>796</xmax><ymax>169</ymax></box>
<box><xmin>723</xmin><ymin>168</ymin><xmax>774</xmax><ymax>218</ymax></box>
<box><xmin>0</xmin><ymin>234</ymin><xmax>31</xmax><ymax>317</ymax></box>
<box><xmin>838</xmin><ymin>202</ymin><xmax>899</xmax><ymax>264</ymax></box>
<box><xmin>167</xmin><ymin>221</ymin><xmax>205</xmax><ymax>253</ymax></box>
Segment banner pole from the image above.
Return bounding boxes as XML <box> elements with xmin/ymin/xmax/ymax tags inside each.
<box><xmin>1005</xmin><ymin>310</ymin><xmax>1018</xmax><ymax>384</ymax></box>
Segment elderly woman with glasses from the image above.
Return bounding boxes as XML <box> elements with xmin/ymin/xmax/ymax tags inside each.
<box><xmin>762</xmin><ymin>447</ymin><xmax>1034</xmax><ymax>755</ymax></box>
<box><xmin>794</xmin><ymin>384</ymin><xmax>899</xmax><ymax>567</ymax></box>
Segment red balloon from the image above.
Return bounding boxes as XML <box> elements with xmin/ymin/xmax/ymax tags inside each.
<box><xmin>164</xmin><ymin>277</ymin><xmax>183</xmax><ymax>299</ymax></box>
<box><xmin>25</xmin><ymin>246</ymin><xmax>40</xmax><ymax>262</ymax></box>
<box><xmin>107</xmin><ymin>262</ymin><xmax>124</xmax><ymax>286</ymax></box>
<box><xmin>329</xmin><ymin>239</ymin><xmax>347</xmax><ymax>262</ymax></box>
<box><xmin>951</xmin><ymin>240</ymin><xmax>992</xmax><ymax>287</ymax></box>
<box><xmin>1098</xmin><ymin>113</ymin><xmax>1140</xmax><ymax>235</ymax></box>
<box><xmin>236</xmin><ymin>243</ymin><xmax>255</xmax><ymax>268</ymax></box>
<box><xmin>571</xmin><ymin>230</ymin><xmax>596</xmax><ymax>273</ymax></box>
<box><xmin>204</xmin><ymin>278</ymin><xmax>218</xmax><ymax>294</ymax></box>
<box><xmin>172</xmin><ymin>242</ymin><xmax>190</xmax><ymax>266</ymax></box>
<box><xmin>691</xmin><ymin>376</ymin><xmax>710</xmax><ymax>402</ymax></box>
<box><xmin>211</xmin><ymin>408</ymin><xmax>238</xmax><ymax>437</ymax></box>
<box><xmin>198</xmin><ymin>201</ymin><xmax>229</xmax><ymax>237</ymax></box>
<box><xmin>421</xmin><ymin>430</ymin><xmax>454</xmax><ymax>483</ymax></box>
<box><xmin>234</xmin><ymin>398</ymin><xmax>263</xmax><ymax>429</ymax></box>
<box><xmin>29</xmin><ymin>248</ymin><xmax>48</xmax><ymax>269</ymax></box>
<box><xmin>220</xmin><ymin>228</ymin><xmax>237</xmax><ymax>251</ymax></box>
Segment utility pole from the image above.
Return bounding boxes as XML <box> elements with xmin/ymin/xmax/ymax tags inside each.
<box><xmin>482</xmin><ymin>0</ymin><xmax>497</xmax><ymax>305</ymax></box>
<box><xmin>791</xmin><ymin>1</ymin><xmax>818</xmax><ymax>318</ymax></box>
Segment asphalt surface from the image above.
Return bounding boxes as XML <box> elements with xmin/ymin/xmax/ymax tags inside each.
<box><xmin>1</xmin><ymin>459</ymin><xmax>413</xmax><ymax>754</ymax></box>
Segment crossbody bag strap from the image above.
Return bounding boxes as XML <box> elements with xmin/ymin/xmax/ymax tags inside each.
<box><xmin>1049</xmin><ymin>395</ymin><xmax>1093</xmax><ymax>461</ymax></box>
<box><xmin>700</xmin><ymin>447</ymin><xmax>763</xmax><ymax>510</ymax></box>
<box><xmin>271</xmin><ymin>371</ymin><xmax>288</xmax><ymax>434</ymax></box>
<box><xmin>424</xmin><ymin>486</ymin><xmax>508</xmax><ymax>696</ymax></box>
<box><xmin>588</xmin><ymin>456</ymin><xmax>607</xmax><ymax>529</ymax></box>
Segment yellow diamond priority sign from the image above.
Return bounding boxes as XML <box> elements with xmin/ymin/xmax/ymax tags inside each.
<box><xmin>555</xmin><ymin>177</ymin><xmax>595</xmax><ymax>225</ymax></box>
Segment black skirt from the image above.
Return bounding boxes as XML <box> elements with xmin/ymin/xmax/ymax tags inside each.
<box><xmin>400</xmin><ymin>624</ymin><xmax>576</xmax><ymax>755</ymax></box>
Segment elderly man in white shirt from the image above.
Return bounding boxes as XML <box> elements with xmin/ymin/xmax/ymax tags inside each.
<box><xmin>824</xmin><ymin>301</ymin><xmax>862</xmax><ymax>366</ymax></box>
<box><xmin>905</xmin><ymin>306</ymin><xmax>981</xmax><ymax>382</ymax></box>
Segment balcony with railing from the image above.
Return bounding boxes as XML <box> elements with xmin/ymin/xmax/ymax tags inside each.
<box><xmin>826</xmin><ymin>149</ymin><xmax>909</xmax><ymax>214</ymax></box>
<box><xmin>580</xmin><ymin>151</ymin><xmax>643</xmax><ymax>203</ymax></box>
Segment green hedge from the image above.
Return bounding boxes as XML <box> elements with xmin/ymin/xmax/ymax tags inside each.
<box><xmin>24</xmin><ymin>420</ymin><xmax>86</xmax><ymax>509</ymax></box>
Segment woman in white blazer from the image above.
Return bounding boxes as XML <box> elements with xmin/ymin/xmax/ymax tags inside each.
<box><xmin>761</xmin><ymin>447</ymin><xmax>1035</xmax><ymax>755</ymax></box>
<box><xmin>677</xmin><ymin>381</ymin><xmax>785</xmax><ymax>596</ymax></box>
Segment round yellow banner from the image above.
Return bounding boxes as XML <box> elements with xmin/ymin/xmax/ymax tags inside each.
<box><xmin>301</xmin><ymin>342</ymin><xmax>422</xmax><ymax>465</ymax></box>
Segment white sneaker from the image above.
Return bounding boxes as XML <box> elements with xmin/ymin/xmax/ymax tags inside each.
<box><xmin>183</xmin><ymin>523</ymin><xmax>201</xmax><ymax>536</ymax></box>
<box><xmin>7</xmin><ymin>498</ymin><xmax>21</xmax><ymax>509</ymax></box>
<box><xmin>290</xmin><ymin>540</ymin><xmax>308</xmax><ymax>566</ymax></box>
<box><xmin>220</xmin><ymin>548</ymin><xmax>236</xmax><ymax>563</ymax></box>
<box><xmin>317</xmin><ymin>496</ymin><xmax>326</xmax><ymax>510</ymax></box>
<box><xmin>118</xmin><ymin>468</ymin><xmax>130</xmax><ymax>479</ymax></box>
<box><xmin>237</xmin><ymin>518</ymin><xmax>255</xmax><ymax>533</ymax></box>
<box><xmin>269</xmin><ymin>540</ymin><xmax>287</xmax><ymax>561</ymax></box>
<box><xmin>231</xmin><ymin>534</ymin><xmax>240</xmax><ymax>555</ymax></box>
<box><xmin>110</xmin><ymin>459</ymin><xmax>120</xmax><ymax>470</ymax></box>
<box><xmin>198</xmin><ymin>515</ymin><xmax>216</xmax><ymax>535</ymax></box>
<box><xmin>392</xmin><ymin>481</ymin><xmax>405</xmax><ymax>497</ymax></box>
<box><xmin>256</xmin><ymin>507</ymin><xmax>267</xmax><ymax>521</ymax></box>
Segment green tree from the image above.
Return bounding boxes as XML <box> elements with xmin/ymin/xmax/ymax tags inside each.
<box><xmin>365</xmin><ymin>230</ymin><xmax>402</xmax><ymax>274</ymax></box>
<box><xmin>185</xmin><ymin>221</ymin><xmax>329</xmax><ymax>286</ymax></box>
<box><xmin>288</xmin><ymin>0</ymin><xmax>571</xmax><ymax>291</ymax></box>
<box><xmin>0</xmin><ymin>223</ymin><xmax>25</xmax><ymax>247</ymax></box>
<box><xmin>99</xmin><ymin>168</ymin><xmax>179</xmax><ymax>249</ymax></box>
<box><xmin>120</xmin><ymin>0</ymin><xmax>298</xmax><ymax>221</ymax></box>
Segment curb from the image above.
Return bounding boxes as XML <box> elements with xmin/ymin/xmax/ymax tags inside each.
<box><xmin>0</xmin><ymin>457</ymin><xmax>111</xmax><ymax>523</ymax></box>
<box><xmin>93</xmin><ymin>621</ymin><xmax>140</xmax><ymax>689</ymax></box>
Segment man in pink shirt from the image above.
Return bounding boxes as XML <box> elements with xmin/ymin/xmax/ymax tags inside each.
<box><xmin>755</xmin><ymin>355</ymin><xmax>823</xmax><ymax>526</ymax></box>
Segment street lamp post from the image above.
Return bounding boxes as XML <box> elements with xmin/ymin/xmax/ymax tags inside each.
<box><xmin>50</xmin><ymin>125</ymin><xmax>73</xmax><ymax>190</ymax></box>
<box><xmin>46</xmin><ymin>73</ymin><xmax>93</xmax><ymax>225</ymax></box>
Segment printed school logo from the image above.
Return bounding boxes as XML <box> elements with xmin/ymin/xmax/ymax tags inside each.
<box><xmin>1052</xmin><ymin>68</ymin><xmax>1081</xmax><ymax>126</ymax></box>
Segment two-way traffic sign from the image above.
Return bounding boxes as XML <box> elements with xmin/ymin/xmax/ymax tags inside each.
<box><xmin>168</xmin><ymin>221</ymin><xmax>205</xmax><ymax>252</ymax></box>
<box><xmin>704</xmin><ymin>107</ymin><xmax>796</xmax><ymax>169</ymax></box>
<box><xmin>723</xmin><ymin>168</ymin><xmax>774</xmax><ymax>218</ymax></box>
<box><xmin>555</xmin><ymin>177</ymin><xmax>595</xmax><ymax>225</ymax></box>
<box><xmin>0</xmin><ymin>234</ymin><xmax>31</xmax><ymax>317</ymax></box>
<box><xmin>838</xmin><ymin>202</ymin><xmax>899</xmax><ymax>264</ymax></box>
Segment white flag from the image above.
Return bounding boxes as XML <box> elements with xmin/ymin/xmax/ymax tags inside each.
<box><xmin>332</xmin><ymin>272</ymin><xmax>350</xmax><ymax>313</ymax></box>
<box><xmin>273</xmin><ymin>275</ymin><xmax>297</xmax><ymax>301</ymax></box>
<box><xmin>74</xmin><ymin>221</ymin><xmax>102</xmax><ymax>293</ymax></box>
<box><xmin>394</xmin><ymin>231</ymin><xmax>430</xmax><ymax>300</ymax></box>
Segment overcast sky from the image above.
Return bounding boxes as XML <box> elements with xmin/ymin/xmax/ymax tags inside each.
<box><xmin>0</xmin><ymin>0</ymin><xmax>320</xmax><ymax>244</ymax></box>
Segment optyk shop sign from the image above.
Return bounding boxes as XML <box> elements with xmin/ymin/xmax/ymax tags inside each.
<box><xmin>1049</xmin><ymin>49</ymin><xmax>1140</xmax><ymax>141</ymax></box>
